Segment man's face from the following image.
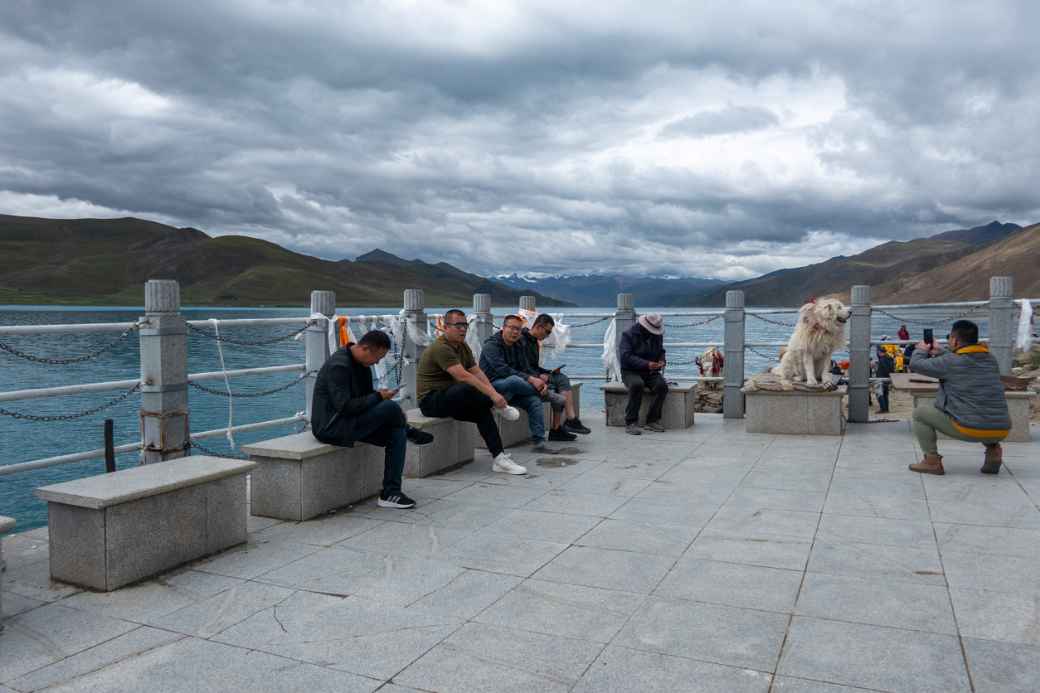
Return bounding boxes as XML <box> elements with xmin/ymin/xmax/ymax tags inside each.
<box><xmin>356</xmin><ymin>346</ymin><xmax>388</xmax><ymax>367</ymax></box>
<box><xmin>531</xmin><ymin>323</ymin><xmax>552</xmax><ymax>341</ymax></box>
<box><xmin>946</xmin><ymin>332</ymin><xmax>960</xmax><ymax>351</ymax></box>
<box><xmin>502</xmin><ymin>319</ymin><xmax>523</xmax><ymax>345</ymax></box>
<box><xmin>443</xmin><ymin>315</ymin><xmax>468</xmax><ymax>343</ymax></box>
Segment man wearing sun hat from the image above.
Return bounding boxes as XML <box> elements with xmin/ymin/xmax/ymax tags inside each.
<box><xmin>618</xmin><ymin>313</ymin><xmax>668</xmax><ymax>434</ymax></box>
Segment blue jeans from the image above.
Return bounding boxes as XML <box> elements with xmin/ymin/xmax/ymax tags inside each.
<box><xmin>349</xmin><ymin>399</ymin><xmax>407</xmax><ymax>496</ymax></box>
<box><xmin>491</xmin><ymin>375</ymin><xmax>546</xmax><ymax>442</ymax></box>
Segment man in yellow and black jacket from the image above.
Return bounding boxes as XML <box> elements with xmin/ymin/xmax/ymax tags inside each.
<box><xmin>907</xmin><ymin>320</ymin><xmax>1010</xmax><ymax>476</ymax></box>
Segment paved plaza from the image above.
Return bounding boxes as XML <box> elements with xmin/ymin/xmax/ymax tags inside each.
<box><xmin>2</xmin><ymin>414</ymin><xmax>1040</xmax><ymax>692</ymax></box>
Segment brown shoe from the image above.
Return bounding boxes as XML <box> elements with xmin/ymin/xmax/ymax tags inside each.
<box><xmin>909</xmin><ymin>453</ymin><xmax>944</xmax><ymax>475</ymax></box>
<box><xmin>981</xmin><ymin>444</ymin><xmax>1003</xmax><ymax>474</ymax></box>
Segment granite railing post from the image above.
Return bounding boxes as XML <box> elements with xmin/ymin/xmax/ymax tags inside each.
<box><xmin>989</xmin><ymin>276</ymin><xmax>1015</xmax><ymax>375</ymax></box>
<box><xmin>848</xmin><ymin>284</ymin><xmax>872</xmax><ymax>423</ymax></box>
<box><xmin>519</xmin><ymin>295</ymin><xmax>537</xmax><ymax>316</ymax></box>
<box><xmin>139</xmin><ymin>280</ymin><xmax>188</xmax><ymax>464</ymax></box>
<box><xmin>473</xmin><ymin>293</ymin><xmax>494</xmax><ymax>344</ymax></box>
<box><xmin>400</xmin><ymin>289</ymin><xmax>427</xmax><ymax>410</ymax></box>
<box><xmin>304</xmin><ymin>291</ymin><xmax>336</xmax><ymax>422</ymax></box>
<box><xmin>723</xmin><ymin>290</ymin><xmax>745</xmax><ymax>419</ymax></box>
<box><xmin>610</xmin><ymin>293</ymin><xmax>636</xmax><ymax>381</ymax></box>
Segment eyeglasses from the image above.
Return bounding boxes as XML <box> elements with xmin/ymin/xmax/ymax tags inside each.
<box><xmin>503</xmin><ymin>324</ymin><xmax>521</xmax><ymax>331</ymax></box>
<box><xmin>446</xmin><ymin>322</ymin><xmax>468</xmax><ymax>330</ymax></box>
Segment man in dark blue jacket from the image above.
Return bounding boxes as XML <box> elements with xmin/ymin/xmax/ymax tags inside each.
<box><xmin>311</xmin><ymin>330</ymin><xmax>431</xmax><ymax>508</ymax></box>
<box><xmin>480</xmin><ymin>315</ymin><xmax>576</xmax><ymax>450</ymax></box>
<box><xmin>619</xmin><ymin>313</ymin><xmax>668</xmax><ymax>434</ymax></box>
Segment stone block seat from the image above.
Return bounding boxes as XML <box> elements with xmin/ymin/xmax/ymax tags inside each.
<box><xmin>242</xmin><ymin>410</ymin><xmax>475</xmax><ymax>521</ymax></box>
<box><xmin>602</xmin><ymin>381</ymin><xmax>696</xmax><ymax>429</ymax></box>
<box><xmin>1</xmin><ymin>515</ymin><xmax>14</xmax><ymax>627</ymax></box>
<box><xmin>34</xmin><ymin>456</ymin><xmax>254</xmax><ymax>591</ymax></box>
<box><xmin>745</xmin><ymin>386</ymin><xmax>847</xmax><ymax>436</ymax></box>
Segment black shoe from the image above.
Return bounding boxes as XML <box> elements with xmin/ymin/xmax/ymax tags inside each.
<box><xmin>564</xmin><ymin>418</ymin><xmax>591</xmax><ymax>435</ymax></box>
<box><xmin>531</xmin><ymin>443</ymin><xmax>561</xmax><ymax>454</ymax></box>
<box><xmin>378</xmin><ymin>492</ymin><xmax>416</xmax><ymax>509</ymax></box>
<box><xmin>406</xmin><ymin>426</ymin><xmax>434</xmax><ymax>445</ymax></box>
<box><xmin>548</xmin><ymin>428</ymin><xmax>577</xmax><ymax>442</ymax></box>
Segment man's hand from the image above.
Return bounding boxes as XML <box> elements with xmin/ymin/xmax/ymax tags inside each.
<box><xmin>915</xmin><ymin>340</ymin><xmax>935</xmax><ymax>355</ymax></box>
<box><xmin>538</xmin><ymin>373</ymin><xmax>550</xmax><ymax>383</ymax></box>
<box><xmin>378</xmin><ymin>388</ymin><xmax>397</xmax><ymax>400</ymax></box>
<box><xmin>491</xmin><ymin>392</ymin><xmax>508</xmax><ymax>409</ymax></box>
<box><xmin>649</xmin><ymin>360</ymin><xmax>664</xmax><ymax>370</ymax></box>
<box><xmin>528</xmin><ymin>375</ymin><xmax>548</xmax><ymax>393</ymax></box>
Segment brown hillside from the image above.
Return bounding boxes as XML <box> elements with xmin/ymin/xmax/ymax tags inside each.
<box><xmin>872</xmin><ymin>223</ymin><xmax>1040</xmax><ymax>302</ymax></box>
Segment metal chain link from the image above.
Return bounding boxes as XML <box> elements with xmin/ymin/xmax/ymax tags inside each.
<box><xmin>565</xmin><ymin>315</ymin><xmax>612</xmax><ymax>328</ymax></box>
<box><xmin>667</xmin><ymin>314</ymin><xmax>723</xmax><ymax>328</ymax></box>
<box><xmin>186</xmin><ymin>321</ymin><xmax>313</xmax><ymax>346</ymax></box>
<box><xmin>745</xmin><ymin>345</ymin><xmax>781</xmax><ymax>361</ymax></box>
<box><xmin>188</xmin><ymin>374</ymin><xmax>309</xmax><ymax>398</ymax></box>
<box><xmin>746</xmin><ymin>312</ymin><xmax>798</xmax><ymax>328</ymax></box>
<box><xmin>0</xmin><ymin>383</ymin><xmax>141</xmax><ymax>422</ymax></box>
<box><xmin>872</xmin><ymin>305</ymin><xmax>986</xmax><ymax>326</ymax></box>
<box><xmin>0</xmin><ymin>325</ymin><xmax>139</xmax><ymax>365</ymax></box>
<box><xmin>187</xmin><ymin>438</ymin><xmax>249</xmax><ymax>459</ymax></box>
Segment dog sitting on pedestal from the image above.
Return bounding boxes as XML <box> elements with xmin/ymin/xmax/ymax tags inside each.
<box><xmin>772</xmin><ymin>298</ymin><xmax>851</xmax><ymax>387</ymax></box>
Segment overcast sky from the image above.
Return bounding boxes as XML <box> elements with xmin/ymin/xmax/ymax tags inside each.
<box><xmin>1</xmin><ymin>1</ymin><xmax>1038</xmax><ymax>280</ymax></box>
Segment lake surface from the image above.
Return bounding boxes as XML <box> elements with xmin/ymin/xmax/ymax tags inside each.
<box><xmin>0</xmin><ymin>303</ymin><xmax>987</xmax><ymax>529</ymax></box>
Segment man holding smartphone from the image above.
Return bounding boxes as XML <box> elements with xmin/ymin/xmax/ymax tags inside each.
<box><xmin>311</xmin><ymin>330</ymin><xmax>433</xmax><ymax>509</ymax></box>
<box><xmin>522</xmin><ymin>314</ymin><xmax>591</xmax><ymax>435</ymax></box>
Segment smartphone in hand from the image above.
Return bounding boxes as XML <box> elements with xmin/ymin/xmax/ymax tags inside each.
<box><xmin>923</xmin><ymin>328</ymin><xmax>934</xmax><ymax>345</ymax></box>
<box><xmin>552</xmin><ymin>365</ymin><xmax>566</xmax><ymax>374</ymax></box>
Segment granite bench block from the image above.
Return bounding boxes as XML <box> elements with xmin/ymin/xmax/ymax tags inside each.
<box><xmin>912</xmin><ymin>391</ymin><xmax>1034</xmax><ymax>443</ymax></box>
<box><xmin>745</xmin><ymin>387</ymin><xmax>846</xmax><ymax>436</ymax></box>
<box><xmin>405</xmin><ymin>412</ymin><xmax>462</xmax><ymax>476</ymax></box>
<box><xmin>602</xmin><ymin>382</ymin><xmax>697</xmax><ymax>429</ymax></box>
<box><xmin>35</xmin><ymin>457</ymin><xmax>254</xmax><ymax>591</ymax></box>
<box><xmin>1</xmin><ymin>515</ymin><xmax>14</xmax><ymax>627</ymax></box>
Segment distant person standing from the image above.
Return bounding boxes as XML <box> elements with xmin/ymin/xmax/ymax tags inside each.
<box><xmin>907</xmin><ymin>320</ymin><xmax>1010</xmax><ymax>475</ymax></box>
<box><xmin>619</xmin><ymin>313</ymin><xmax>668</xmax><ymax>435</ymax></box>
<box><xmin>874</xmin><ymin>345</ymin><xmax>894</xmax><ymax>413</ymax></box>
<box><xmin>897</xmin><ymin>324</ymin><xmax>910</xmax><ymax>342</ymax></box>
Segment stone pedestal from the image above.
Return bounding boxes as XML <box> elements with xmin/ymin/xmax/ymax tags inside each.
<box><xmin>405</xmin><ymin>411</ymin><xmax>471</xmax><ymax>476</ymax></box>
<box><xmin>745</xmin><ymin>387</ymin><xmax>846</xmax><ymax>435</ymax></box>
<box><xmin>35</xmin><ymin>457</ymin><xmax>254</xmax><ymax>591</ymax></box>
<box><xmin>602</xmin><ymin>382</ymin><xmax>697</xmax><ymax>429</ymax></box>
<box><xmin>1</xmin><ymin>515</ymin><xmax>13</xmax><ymax>627</ymax></box>
<box><xmin>911</xmin><ymin>391</ymin><xmax>1035</xmax><ymax>442</ymax></box>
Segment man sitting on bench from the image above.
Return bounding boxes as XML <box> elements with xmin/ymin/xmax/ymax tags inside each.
<box><xmin>418</xmin><ymin>309</ymin><xmax>527</xmax><ymax>475</ymax></box>
<box><xmin>619</xmin><ymin>313</ymin><xmax>668</xmax><ymax>435</ymax></box>
<box><xmin>522</xmin><ymin>314</ymin><xmax>591</xmax><ymax>435</ymax></box>
<box><xmin>311</xmin><ymin>330</ymin><xmax>432</xmax><ymax>509</ymax></box>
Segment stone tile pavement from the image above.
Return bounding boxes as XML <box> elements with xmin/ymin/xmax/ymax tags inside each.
<box><xmin>2</xmin><ymin>415</ymin><xmax>1040</xmax><ymax>692</ymax></box>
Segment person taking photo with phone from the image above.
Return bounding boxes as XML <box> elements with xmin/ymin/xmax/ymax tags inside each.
<box><xmin>311</xmin><ymin>330</ymin><xmax>433</xmax><ymax>509</ymax></box>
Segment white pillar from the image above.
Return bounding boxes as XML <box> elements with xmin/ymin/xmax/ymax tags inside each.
<box><xmin>611</xmin><ymin>294</ymin><xmax>636</xmax><ymax>380</ymax></box>
<box><xmin>723</xmin><ymin>290</ymin><xmax>745</xmax><ymax>419</ymax></box>
<box><xmin>305</xmin><ymin>291</ymin><xmax>335</xmax><ymax>422</ymax></box>
<box><xmin>139</xmin><ymin>280</ymin><xmax>188</xmax><ymax>464</ymax></box>
<box><xmin>519</xmin><ymin>295</ymin><xmax>537</xmax><ymax>315</ymax></box>
<box><xmin>400</xmin><ymin>289</ymin><xmax>427</xmax><ymax>410</ymax></box>
<box><xmin>848</xmin><ymin>284</ymin><xmax>872</xmax><ymax>422</ymax></box>
<box><xmin>989</xmin><ymin>276</ymin><xmax>1015</xmax><ymax>375</ymax></box>
<box><xmin>473</xmin><ymin>293</ymin><xmax>494</xmax><ymax>344</ymax></box>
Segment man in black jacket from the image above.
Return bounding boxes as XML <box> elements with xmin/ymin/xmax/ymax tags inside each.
<box><xmin>619</xmin><ymin>314</ymin><xmax>668</xmax><ymax>435</ymax></box>
<box><xmin>311</xmin><ymin>330</ymin><xmax>431</xmax><ymax>509</ymax></box>
<box><xmin>874</xmin><ymin>345</ymin><xmax>895</xmax><ymax>413</ymax></box>
<box><xmin>521</xmin><ymin>314</ymin><xmax>590</xmax><ymax>435</ymax></box>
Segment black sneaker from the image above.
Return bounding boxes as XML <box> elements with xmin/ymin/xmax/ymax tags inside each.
<box><xmin>531</xmin><ymin>443</ymin><xmax>561</xmax><ymax>455</ymax></box>
<box><xmin>548</xmin><ymin>428</ymin><xmax>577</xmax><ymax>442</ymax></box>
<box><xmin>378</xmin><ymin>492</ymin><xmax>416</xmax><ymax>509</ymax></box>
<box><xmin>406</xmin><ymin>426</ymin><xmax>434</xmax><ymax>445</ymax></box>
<box><xmin>564</xmin><ymin>418</ymin><xmax>591</xmax><ymax>435</ymax></box>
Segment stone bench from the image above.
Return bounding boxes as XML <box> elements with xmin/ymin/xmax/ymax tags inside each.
<box><xmin>35</xmin><ymin>457</ymin><xmax>254</xmax><ymax>591</ymax></box>
<box><xmin>910</xmin><ymin>390</ymin><xmax>1035</xmax><ymax>443</ymax></box>
<box><xmin>602</xmin><ymin>381</ymin><xmax>696</xmax><ymax>429</ymax></box>
<box><xmin>745</xmin><ymin>387</ymin><xmax>847</xmax><ymax>435</ymax></box>
<box><xmin>1</xmin><ymin>515</ymin><xmax>13</xmax><ymax>628</ymax></box>
<box><xmin>243</xmin><ymin>411</ymin><xmax>474</xmax><ymax>521</ymax></box>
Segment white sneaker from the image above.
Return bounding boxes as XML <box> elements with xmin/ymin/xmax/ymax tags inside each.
<box><xmin>500</xmin><ymin>406</ymin><xmax>521</xmax><ymax>422</ymax></box>
<box><xmin>492</xmin><ymin>452</ymin><xmax>527</xmax><ymax>475</ymax></box>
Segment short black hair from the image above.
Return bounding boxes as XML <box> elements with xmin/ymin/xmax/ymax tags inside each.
<box><xmin>444</xmin><ymin>309</ymin><xmax>466</xmax><ymax>322</ymax></box>
<box><xmin>533</xmin><ymin>314</ymin><xmax>555</xmax><ymax>328</ymax></box>
<box><xmin>503</xmin><ymin>314</ymin><xmax>523</xmax><ymax>326</ymax></box>
<box><xmin>950</xmin><ymin>320</ymin><xmax>979</xmax><ymax>345</ymax></box>
<box><xmin>358</xmin><ymin>330</ymin><xmax>391</xmax><ymax>351</ymax></box>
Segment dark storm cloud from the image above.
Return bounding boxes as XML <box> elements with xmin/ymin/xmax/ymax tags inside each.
<box><xmin>1</xmin><ymin>1</ymin><xmax>1039</xmax><ymax>280</ymax></box>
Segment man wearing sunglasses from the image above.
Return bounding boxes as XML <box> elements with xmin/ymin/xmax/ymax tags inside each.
<box><xmin>523</xmin><ymin>314</ymin><xmax>591</xmax><ymax>435</ymax></box>
<box><xmin>481</xmin><ymin>315</ymin><xmax>577</xmax><ymax>452</ymax></box>
<box><xmin>417</xmin><ymin>309</ymin><xmax>527</xmax><ymax>474</ymax></box>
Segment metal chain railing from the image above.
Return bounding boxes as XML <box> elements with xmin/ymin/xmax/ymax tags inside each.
<box><xmin>187</xmin><ymin>438</ymin><xmax>249</xmax><ymax>459</ymax></box>
<box><xmin>565</xmin><ymin>315</ymin><xmax>612</xmax><ymax>329</ymax></box>
<box><xmin>872</xmin><ymin>304</ymin><xmax>987</xmax><ymax>326</ymax></box>
<box><xmin>0</xmin><ymin>325</ymin><xmax>139</xmax><ymax>365</ymax></box>
<box><xmin>188</xmin><ymin>373</ymin><xmax>309</xmax><ymax>398</ymax></box>
<box><xmin>0</xmin><ymin>383</ymin><xmax>141</xmax><ymax>422</ymax></box>
<box><xmin>745</xmin><ymin>345</ymin><xmax>781</xmax><ymax>361</ymax></box>
<box><xmin>666</xmin><ymin>314</ymin><xmax>723</xmax><ymax>328</ymax></box>
<box><xmin>186</xmin><ymin>321</ymin><xmax>314</xmax><ymax>346</ymax></box>
<box><xmin>746</xmin><ymin>312</ymin><xmax>798</xmax><ymax>328</ymax></box>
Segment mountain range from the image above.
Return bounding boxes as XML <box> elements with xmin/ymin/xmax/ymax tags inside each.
<box><xmin>0</xmin><ymin>215</ymin><xmax>571</xmax><ymax>307</ymax></box>
<box><xmin>495</xmin><ymin>273</ymin><xmax>727</xmax><ymax>307</ymax></box>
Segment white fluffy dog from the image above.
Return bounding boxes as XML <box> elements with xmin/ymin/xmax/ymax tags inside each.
<box><xmin>772</xmin><ymin>298</ymin><xmax>851</xmax><ymax>386</ymax></box>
